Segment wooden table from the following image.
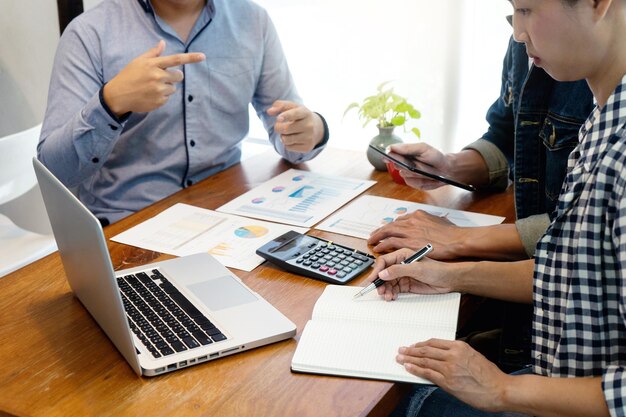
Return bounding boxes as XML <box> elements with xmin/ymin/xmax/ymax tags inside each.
<box><xmin>0</xmin><ymin>148</ymin><xmax>514</xmax><ymax>417</ymax></box>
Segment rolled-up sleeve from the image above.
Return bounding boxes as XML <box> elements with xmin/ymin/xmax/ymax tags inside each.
<box><xmin>37</xmin><ymin>20</ymin><xmax>126</xmax><ymax>187</ymax></box>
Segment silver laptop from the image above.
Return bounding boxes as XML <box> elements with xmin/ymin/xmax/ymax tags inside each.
<box><xmin>33</xmin><ymin>158</ymin><xmax>296</xmax><ymax>377</ymax></box>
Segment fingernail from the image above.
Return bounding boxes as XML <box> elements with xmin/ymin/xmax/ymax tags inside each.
<box><xmin>277</xmin><ymin>116</ymin><xmax>285</xmax><ymax>122</ymax></box>
<box><xmin>398</xmin><ymin>347</ymin><xmax>407</xmax><ymax>354</ymax></box>
<box><xmin>379</xmin><ymin>269</ymin><xmax>389</xmax><ymax>280</ymax></box>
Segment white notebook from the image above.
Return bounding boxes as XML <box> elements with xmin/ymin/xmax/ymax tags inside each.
<box><xmin>291</xmin><ymin>285</ymin><xmax>460</xmax><ymax>384</ymax></box>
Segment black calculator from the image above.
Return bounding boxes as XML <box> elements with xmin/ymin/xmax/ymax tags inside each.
<box><xmin>255</xmin><ymin>230</ymin><xmax>375</xmax><ymax>284</ymax></box>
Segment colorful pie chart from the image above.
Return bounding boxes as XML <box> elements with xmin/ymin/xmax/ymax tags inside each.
<box><xmin>234</xmin><ymin>225</ymin><xmax>269</xmax><ymax>239</ymax></box>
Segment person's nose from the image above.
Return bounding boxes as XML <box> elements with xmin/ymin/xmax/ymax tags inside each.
<box><xmin>512</xmin><ymin>15</ymin><xmax>528</xmax><ymax>44</ymax></box>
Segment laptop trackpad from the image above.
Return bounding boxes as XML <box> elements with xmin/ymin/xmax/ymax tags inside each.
<box><xmin>187</xmin><ymin>275</ymin><xmax>258</xmax><ymax>311</ymax></box>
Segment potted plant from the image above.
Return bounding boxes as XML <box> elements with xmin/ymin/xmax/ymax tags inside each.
<box><xmin>344</xmin><ymin>81</ymin><xmax>421</xmax><ymax>170</ymax></box>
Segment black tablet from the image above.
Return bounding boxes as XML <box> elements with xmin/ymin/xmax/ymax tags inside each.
<box><xmin>369</xmin><ymin>144</ymin><xmax>477</xmax><ymax>192</ymax></box>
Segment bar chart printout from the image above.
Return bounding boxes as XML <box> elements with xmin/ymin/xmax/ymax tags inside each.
<box><xmin>216</xmin><ymin>169</ymin><xmax>376</xmax><ymax>227</ymax></box>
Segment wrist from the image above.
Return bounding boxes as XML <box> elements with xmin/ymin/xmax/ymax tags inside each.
<box><xmin>446</xmin><ymin>150</ymin><xmax>490</xmax><ymax>187</ymax></box>
<box><xmin>495</xmin><ymin>373</ymin><xmax>522</xmax><ymax>412</ymax></box>
<box><xmin>102</xmin><ymin>82</ymin><xmax>127</xmax><ymax>118</ymax></box>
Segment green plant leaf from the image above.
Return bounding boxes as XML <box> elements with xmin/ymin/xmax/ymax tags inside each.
<box><xmin>343</xmin><ymin>102</ymin><xmax>360</xmax><ymax>118</ymax></box>
<box><xmin>411</xmin><ymin>127</ymin><xmax>421</xmax><ymax>138</ymax></box>
<box><xmin>408</xmin><ymin>109</ymin><xmax>421</xmax><ymax>119</ymax></box>
<box><xmin>391</xmin><ymin>115</ymin><xmax>406</xmax><ymax>126</ymax></box>
<box><xmin>345</xmin><ymin>81</ymin><xmax>421</xmax><ymax>137</ymax></box>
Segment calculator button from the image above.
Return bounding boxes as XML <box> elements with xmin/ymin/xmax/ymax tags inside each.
<box><xmin>310</xmin><ymin>256</ymin><xmax>320</xmax><ymax>261</ymax></box>
<box><xmin>351</xmin><ymin>253</ymin><xmax>370</xmax><ymax>262</ymax></box>
<box><xmin>337</xmin><ymin>271</ymin><xmax>347</xmax><ymax>278</ymax></box>
<box><xmin>326</xmin><ymin>261</ymin><xmax>336</xmax><ymax>267</ymax></box>
<box><xmin>343</xmin><ymin>267</ymin><xmax>353</xmax><ymax>273</ymax></box>
<box><xmin>303</xmin><ymin>260</ymin><xmax>312</xmax><ymax>266</ymax></box>
<box><xmin>335</xmin><ymin>248</ymin><xmax>344</xmax><ymax>253</ymax></box>
<box><xmin>349</xmin><ymin>263</ymin><xmax>358</xmax><ymax>269</ymax></box>
<box><xmin>319</xmin><ymin>265</ymin><xmax>329</xmax><ymax>272</ymax></box>
<box><xmin>296</xmin><ymin>258</ymin><xmax>304</xmax><ymax>264</ymax></box>
<box><xmin>312</xmin><ymin>263</ymin><xmax>321</xmax><ymax>269</ymax></box>
<box><xmin>327</xmin><ymin>269</ymin><xmax>338</xmax><ymax>275</ymax></box>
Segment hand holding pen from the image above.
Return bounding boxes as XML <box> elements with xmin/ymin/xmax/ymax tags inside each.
<box><xmin>353</xmin><ymin>244</ymin><xmax>433</xmax><ymax>299</ymax></box>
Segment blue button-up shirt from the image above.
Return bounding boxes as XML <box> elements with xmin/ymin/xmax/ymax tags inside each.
<box><xmin>39</xmin><ymin>0</ymin><xmax>326</xmax><ymax>223</ymax></box>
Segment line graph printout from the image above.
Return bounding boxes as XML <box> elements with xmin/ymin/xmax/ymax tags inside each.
<box><xmin>316</xmin><ymin>195</ymin><xmax>505</xmax><ymax>239</ymax></box>
<box><xmin>111</xmin><ymin>203</ymin><xmax>308</xmax><ymax>271</ymax></box>
<box><xmin>216</xmin><ymin>169</ymin><xmax>376</xmax><ymax>227</ymax></box>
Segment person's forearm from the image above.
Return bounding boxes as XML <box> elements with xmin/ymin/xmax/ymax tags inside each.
<box><xmin>453</xmin><ymin>223</ymin><xmax>529</xmax><ymax>260</ymax></box>
<box><xmin>500</xmin><ymin>374</ymin><xmax>609</xmax><ymax>417</ymax></box>
<box><xmin>446</xmin><ymin>149</ymin><xmax>491</xmax><ymax>188</ymax></box>
<box><xmin>451</xmin><ymin>258</ymin><xmax>534</xmax><ymax>303</ymax></box>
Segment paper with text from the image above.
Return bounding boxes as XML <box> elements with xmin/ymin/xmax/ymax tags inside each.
<box><xmin>111</xmin><ymin>203</ymin><xmax>307</xmax><ymax>271</ymax></box>
<box><xmin>316</xmin><ymin>195</ymin><xmax>505</xmax><ymax>239</ymax></box>
<box><xmin>216</xmin><ymin>169</ymin><xmax>376</xmax><ymax>227</ymax></box>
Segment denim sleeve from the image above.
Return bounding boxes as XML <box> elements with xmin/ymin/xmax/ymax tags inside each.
<box><xmin>37</xmin><ymin>20</ymin><xmax>126</xmax><ymax>188</ymax></box>
<box><xmin>516</xmin><ymin>213</ymin><xmax>551</xmax><ymax>258</ymax></box>
<box><xmin>463</xmin><ymin>138</ymin><xmax>509</xmax><ymax>190</ymax></box>
<box><xmin>479</xmin><ymin>37</ymin><xmax>517</xmax><ymax>169</ymax></box>
<box><xmin>250</xmin><ymin>9</ymin><xmax>326</xmax><ymax>164</ymax></box>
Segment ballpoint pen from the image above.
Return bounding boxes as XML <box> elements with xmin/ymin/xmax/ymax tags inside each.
<box><xmin>353</xmin><ymin>243</ymin><xmax>433</xmax><ymax>299</ymax></box>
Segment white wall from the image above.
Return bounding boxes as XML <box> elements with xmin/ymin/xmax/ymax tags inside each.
<box><xmin>83</xmin><ymin>0</ymin><xmax>101</xmax><ymax>10</ymax></box>
<box><xmin>0</xmin><ymin>0</ymin><xmax>59</xmax><ymax>137</ymax></box>
<box><xmin>252</xmin><ymin>0</ymin><xmax>513</xmax><ymax>152</ymax></box>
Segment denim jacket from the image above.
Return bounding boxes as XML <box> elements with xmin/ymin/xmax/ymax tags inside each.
<box><xmin>465</xmin><ymin>37</ymin><xmax>594</xmax><ymax>255</ymax></box>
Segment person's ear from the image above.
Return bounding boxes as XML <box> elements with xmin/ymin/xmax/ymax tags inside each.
<box><xmin>591</xmin><ymin>0</ymin><xmax>612</xmax><ymax>22</ymax></box>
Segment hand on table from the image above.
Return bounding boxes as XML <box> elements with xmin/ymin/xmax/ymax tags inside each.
<box><xmin>368</xmin><ymin>209</ymin><xmax>469</xmax><ymax>259</ymax></box>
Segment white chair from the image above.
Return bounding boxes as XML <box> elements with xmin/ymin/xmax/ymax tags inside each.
<box><xmin>0</xmin><ymin>124</ymin><xmax>57</xmax><ymax>278</ymax></box>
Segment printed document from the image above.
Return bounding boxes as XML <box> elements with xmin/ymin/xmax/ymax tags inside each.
<box><xmin>111</xmin><ymin>203</ymin><xmax>307</xmax><ymax>271</ymax></box>
<box><xmin>316</xmin><ymin>195</ymin><xmax>505</xmax><ymax>239</ymax></box>
<box><xmin>216</xmin><ymin>169</ymin><xmax>376</xmax><ymax>227</ymax></box>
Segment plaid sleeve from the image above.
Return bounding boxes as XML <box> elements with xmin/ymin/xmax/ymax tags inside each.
<box><xmin>603</xmin><ymin>173</ymin><xmax>626</xmax><ymax>416</ymax></box>
<box><xmin>603</xmin><ymin>367</ymin><xmax>626</xmax><ymax>416</ymax></box>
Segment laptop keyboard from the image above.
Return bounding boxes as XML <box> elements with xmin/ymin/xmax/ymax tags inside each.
<box><xmin>117</xmin><ymin>269</ymin><xmax>227</xmax><ymax>359</ymax></box>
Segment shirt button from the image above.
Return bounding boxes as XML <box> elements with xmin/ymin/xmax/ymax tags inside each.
<box><xmin>92</xmin><ymin>157</ymin><xmax>99</xmax><ymax>163</ymax></box>
<box><xmin>108</xmin><ymin>124</ymin><xmax>118</xmax><ymax>131</ymax></box>
<box><xmin>190</xmin><ymin>140</ymin><xmax>196</xmax><ymax>147</ymax></box>
<box><xmin>186</xmin><ymin>180</ymin><xmax>193</xmax><ymax>186</ymax></box>
<box><xmin>188</xmin><ymin>95</ymin><xmax>194</xmax><ymax>103</ymax></box>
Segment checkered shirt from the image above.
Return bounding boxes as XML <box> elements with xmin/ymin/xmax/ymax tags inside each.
<box><xmin>533</xmin><ymin>75</ymin><xmax>626</xmax><ymax>416</ymax></box>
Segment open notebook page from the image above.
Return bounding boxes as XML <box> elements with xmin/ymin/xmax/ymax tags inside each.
<box><xmin>292</xmin><ymin>285</ymin><xmax>460</xmax><ymax>383</ymax></box>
